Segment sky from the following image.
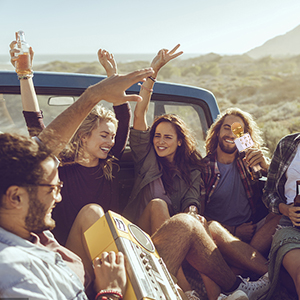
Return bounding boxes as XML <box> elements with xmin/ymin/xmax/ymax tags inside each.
<box><xmin>1</xmin><ymin>0</ymin><xmax>300</xmax><ymax>56</ymax></box>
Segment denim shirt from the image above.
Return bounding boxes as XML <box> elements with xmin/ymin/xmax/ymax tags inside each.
<box><xmin>0</xmin><ymin>227</ymin><xmax>88</xmax><ymax>300</ymax></box>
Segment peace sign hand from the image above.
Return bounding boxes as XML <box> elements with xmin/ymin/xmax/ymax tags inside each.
<box><xmin>151</xmin><ymin>44</ymin><xmax>183</xmax><ymax>77</ymax></box>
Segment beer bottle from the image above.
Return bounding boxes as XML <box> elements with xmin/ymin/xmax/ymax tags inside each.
<box><xmin>15</xmin><ymin>31</ymin><xmax>32</xmax><ymax>76</ymax></box>
<box><xmin>294</xmin><ymin>180</ymin><xmax>300</xmax><ymax>228</ymax></box>
<box><xmin>294</xmin><ymin>181</ymin><xmax>300</xmax><ymax>206</ymax></box>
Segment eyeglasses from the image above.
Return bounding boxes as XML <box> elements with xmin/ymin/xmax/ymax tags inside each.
<box><xmin>36</xmin><ymin>181</ymin><xmax>64</xmax><ymax>198</ymax></box>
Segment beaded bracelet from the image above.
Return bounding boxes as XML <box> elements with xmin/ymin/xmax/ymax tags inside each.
<box><xmin>95</xmin><ymin>290</ymin><xmax>123</xmax><ymax>300</ymax></box>
<box><xmin>138</xmin><ymin>83</ymin><xmax>153</xmax><ymax>93</ymax></box>
<box><xmin>17</xmin><ymin>72</ymin><xmax>34</xmax><ymax>80</ymax></box>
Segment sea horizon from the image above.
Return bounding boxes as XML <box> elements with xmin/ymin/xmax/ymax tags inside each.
<box><xmin>0</xmin><ymin>52</ymin><xmax>212</xmax><ymax>66</ymax></box>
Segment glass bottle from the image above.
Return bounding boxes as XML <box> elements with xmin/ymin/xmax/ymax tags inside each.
<box><xmin>294</xmin><ymin>180</ymin><xmax>300</xmax><ymax>228</ymax></box>
<box><xmin>15</xmin><ymin>30</ymin><xmax>32</xmax><ymax>76</ymax></box>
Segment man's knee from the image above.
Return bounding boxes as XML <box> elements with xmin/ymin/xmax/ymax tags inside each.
<box><xmin>163</xmin><ymin>213</ymin><xmax>206</xmax><ymax>238</ymax></box>
<box><xmin>208</xmin><ymin>220</ymin><xmax>223</xmax><ymax>233</ymax></box>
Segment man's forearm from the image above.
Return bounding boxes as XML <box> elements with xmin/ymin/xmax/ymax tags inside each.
<box><xmin>38</xmin><ymin>86</ymin><xmax>99</xmax><ymax>156</ymax></box>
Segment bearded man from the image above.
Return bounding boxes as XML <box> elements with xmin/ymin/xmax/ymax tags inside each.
<box><xmin>202</xmin><ymin>108</ymin><xmax>281</xmax><ymax>256</ymax></box>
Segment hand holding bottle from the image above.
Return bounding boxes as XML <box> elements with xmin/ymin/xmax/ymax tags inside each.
<box><xmin>9</xmin><ymin>31</ymin><xmax>33</xmax><ymax>78</ymax></box>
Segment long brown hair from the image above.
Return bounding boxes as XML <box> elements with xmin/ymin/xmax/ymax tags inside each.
<box><xmin>59</xmin><ymin>105</ymin><xmax>118</xmax><ymax>180</ymax></box>
<box><xmin>150</xmin><ymin>114</ymin><xmax>203</xmax><ymax>194</ymax></box>
<box><xmin>205</xmin><ymin>107</ymin><xmax>267</xmax><ymax>156</ymax></box>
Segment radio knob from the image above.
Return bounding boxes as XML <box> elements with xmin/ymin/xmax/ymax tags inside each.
<box><xmin>140</xmin><ymin>252</ymin><xmax>146</xmax><ymax>258</ymax></box>
<box><xmin>145</xmin><ymin>264</ymin><xmax>152</xmax><ymax>271</ymax></box>
<box><xmin>142</xmin><ymin>258</ymin><xmax>149</xmax><ymax>264</ymax></box>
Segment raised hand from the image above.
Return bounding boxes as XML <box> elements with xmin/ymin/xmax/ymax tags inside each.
<box><xmin>151</xmin><ymin>44</ymin><xmax>183</xmax><ymax>77</ymax></box>
<box><xmin>93</xmin><ymin>251</ymin><xmax>127</xmax><ymax>295</ymax></box>
<box><xmin>9</xmin><ymin>32</ymin><xmax>34</xmax><ymax>70</ymax></box>
<box><xmin>98</xmin><ymin>49</ymin><xmax>117</xmax><ymax>77</ymax></box>
<box><xmin>87</xmin><ymin>67</ymin><xmax>154</xmax><ymax>105</ymax></box>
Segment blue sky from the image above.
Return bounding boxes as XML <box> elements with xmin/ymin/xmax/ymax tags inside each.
<box><xmin>1</xmin><ymin>0</ymin><xmax>300</xmax><ymax>55</ymax></box>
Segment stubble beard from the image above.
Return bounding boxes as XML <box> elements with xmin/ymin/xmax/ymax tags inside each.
<box><xmin>25</xmin><ymin>191</ymin><xmax>56</xmax><ymax>234</ymax></box>
<box><xmin>218</xmin><ymin>136</ymin><xmax>237</xmax><ymax>154</ymax></box>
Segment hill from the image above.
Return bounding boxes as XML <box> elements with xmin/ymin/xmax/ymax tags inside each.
<box><xmin>247</xmin><ymin>24</ymin><xmax>300</xmax><ymax>59</ymax></box>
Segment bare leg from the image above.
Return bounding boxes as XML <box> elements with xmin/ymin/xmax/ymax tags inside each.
<box><xmin>208</xmin><ymin>221</ymin><xmax>268</xmax><ymax>276</ymax></box>
<box><xmin>282</xmin><ymin>248</ymin><xmax>300</xmax><ymax>298</ymax></box>
<box><xmin>152</xmin><ymin>213</ymin><xmax>237</xmax><ymax>291</ymax></box>
<box><xmin>138</xmin><ymin>199</ymin><xmax>193</xmax><ymax>292</ymax></box>
<box><xmin>201</xmin><ymin>274</ymin><xmax>222</xmax><ymax>300</ymax></box>
<box><xmin>250</xmin><ymin>213</ymin><xmax>281</xmax><ymax>256</ymax></box>
<box><xmin>138</xmin><ymin>198</ymin><xmax>170</xmax><ymax>235</ymax></box>
<box><xmin>65</xmin><ymin>204</ymin><xmax>105</xmax><ymax>282</ymax></box>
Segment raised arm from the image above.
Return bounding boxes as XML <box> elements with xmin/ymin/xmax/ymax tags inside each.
<box><xmin>38</xmin><ymin>68</ymin><xmax>154</xmax><ymax>156</ymax></box>
<box><xmin>133</xmin><ymin>44</ymin><xmax>183</xmax><ymax>131</ymax></box>
<box><xmin>98</xmin><ymin>49</ymin><xmax>117</xmax><ymax>77</ymax></box>
<box><xmin>9</xmin><ymin>35</ymin><xmax>40</xmax><ymax>112</ymax></box>
<box><xmin>10</xmin><ymin>37</ymin><xmax>45</xmax><ymax>137</ymax></box>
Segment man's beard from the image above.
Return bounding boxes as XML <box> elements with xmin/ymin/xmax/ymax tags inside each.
<box><xmin>218</xmin><ymin>136</ymin><xmax>237</xmax><ymax>154</ymax></box>
<box><xmin>25</xmin><ymin>191</ymin><xmax>55</xmax><ymax>234</ymax></box>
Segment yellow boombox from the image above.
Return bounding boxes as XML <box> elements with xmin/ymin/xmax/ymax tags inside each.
<box><xmin>84</xmin><ymin>210</ymin><xmax>182</xmax><ymax>300</ymax></box>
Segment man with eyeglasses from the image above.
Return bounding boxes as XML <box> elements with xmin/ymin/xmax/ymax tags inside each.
<box><xmin>0</xmin><ymin>68</ymin><xmax>155</xmax><ymax>300</ymax></box>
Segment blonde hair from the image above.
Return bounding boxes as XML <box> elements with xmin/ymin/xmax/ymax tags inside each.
<box><xmin>59</xmin><ymin>105</ymin><xmax>118</xmax><ymax>180</ymax></box>
<box><xmin>205</xmin><ymin>107</ymin><xmax>267</xmax><ymax>156</ymax></box>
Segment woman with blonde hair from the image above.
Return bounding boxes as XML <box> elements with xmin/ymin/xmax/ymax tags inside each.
<box><xmin>10</xmin><ymin>42</ymin><xmax>130</xmax><ymax>245</ymax></box>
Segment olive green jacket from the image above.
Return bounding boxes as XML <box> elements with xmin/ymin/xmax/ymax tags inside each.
<box><xmin>122</xmin><ymin>128</ymin><xmax>202</xmax><ymax>223</ymax></box>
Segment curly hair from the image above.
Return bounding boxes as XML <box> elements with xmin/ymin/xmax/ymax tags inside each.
<box><xmin>59</xmin><ymin>104</ymin><xmax>119</xmax><ymax>181</ymax></box>
<box><xmin>205</xmin><ymin>107</ymin><xmax>267</xmax><ymax>155</ymax></box>
<box><xmin>0</xmin><ymin>133</ymin><xmax>53</xmax><ymax>201</ymax></box>
<box><xmin>150</xmin><ymin>114</ymin><xmax>203</xmax><ymax>194</ymax></box>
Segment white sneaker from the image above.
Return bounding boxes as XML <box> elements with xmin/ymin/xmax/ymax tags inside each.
<box><xmin>236</xmin><ymin>273</ymin><xmax>269</xmax><ymax>300</ymax></box>
<box><xmin>185</xmin><ymin>290</ymin><xmax>201</xmax><ymax>300</ymax></box>
<box><xmin>218</xmin><ymin>290</ymin><xmax>249</xmax><ymax>300</ymax></box>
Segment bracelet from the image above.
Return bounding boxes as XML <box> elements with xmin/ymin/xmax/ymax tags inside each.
<box><xmin>148</xmin><ymin>76</ymin><xmax>157</xmax><ymax>82</ymax></box>
<box><xmin>95</xmin><ymin>290</ymin><xmax>123</xmax><ymax>300</ymax></box>
<box><xmin>17</xmin><ymin>72</ymin><xmax>34</xmax><ymax>80</ymax></box>
<box><xmin>138</xmin><ymin>83</ymin><xmax>153</xmax><ymax>93</ymax></box>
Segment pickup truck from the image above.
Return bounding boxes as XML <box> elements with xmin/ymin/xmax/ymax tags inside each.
<box><xmin>0</xmin><ymin>70</ymin><xmax>220</xmax><ymax>211</ymax></box>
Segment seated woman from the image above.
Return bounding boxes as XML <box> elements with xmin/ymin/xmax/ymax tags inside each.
<box><xmin>262</xmin><ymin>132</ymin><xmax>300</xmax><ymax>299</ymax></box>
<box><xmin>121</xmin><ymin>45</ymin><xmax>207</xmax><ymax>300</ymax></box>
<box><xmin>122</xmin><ymin>45</ymin><xmax>204</xmax><ymax>234</ymax></box>
<box><xmin>9</xmin><ymin>40</ymin><xmax>130</xmax><ymax>247</ymax></box>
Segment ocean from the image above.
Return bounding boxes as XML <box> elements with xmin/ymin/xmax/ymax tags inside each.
<box><xmin>0</xmin><ymin>53</ymin><xmax>201</xmax><ymax>69</ymax></box>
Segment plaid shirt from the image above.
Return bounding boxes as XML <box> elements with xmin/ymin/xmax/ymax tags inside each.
<box><xmin>202</xmin><ymin>151</ymin><xmax>257</xmax><ymax>214</ymax></box>
<box><xmin>262</xmin><ymin>133</ymin><xmax>300</xmax><ymax>214</ymax></box>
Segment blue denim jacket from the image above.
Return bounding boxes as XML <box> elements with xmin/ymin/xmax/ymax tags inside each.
<box><xmin>0</xmin><ymin>227</ymin><xmax>88</xmax><ymax>300</ymax></box>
